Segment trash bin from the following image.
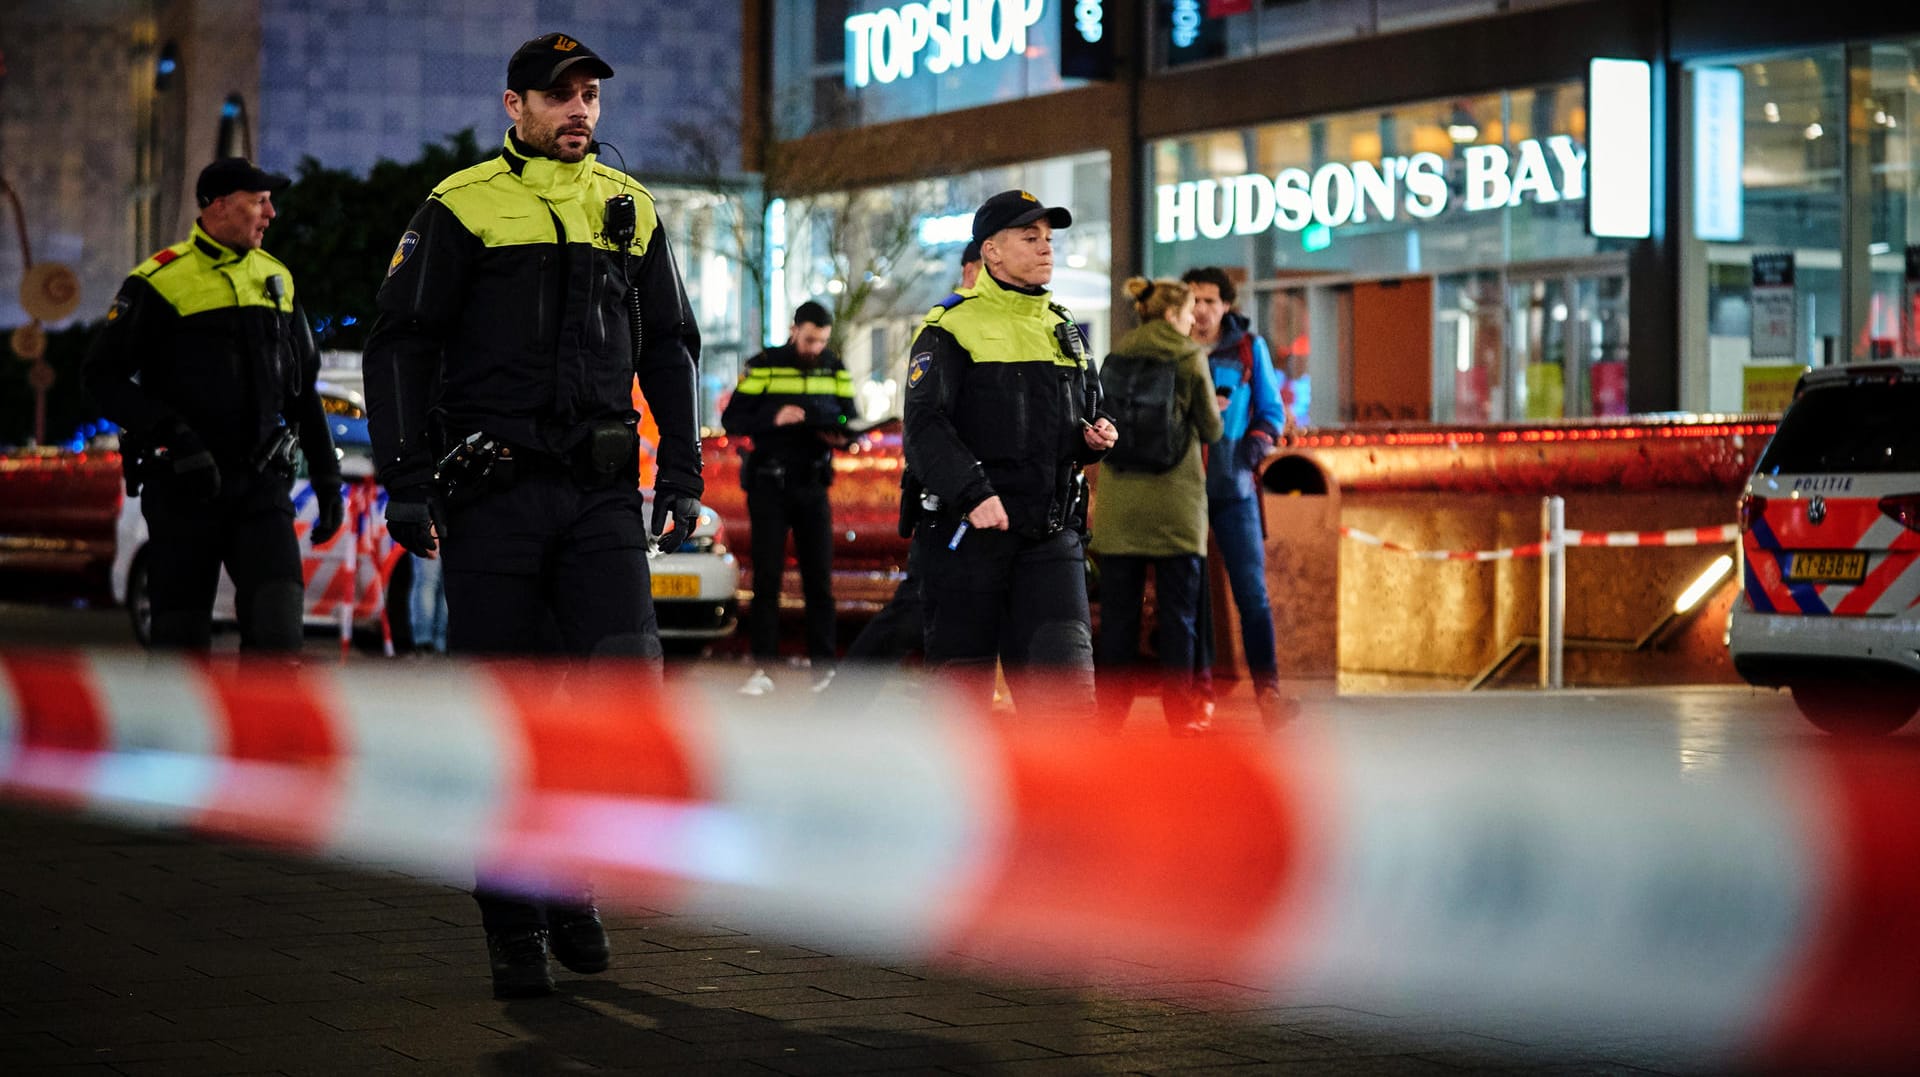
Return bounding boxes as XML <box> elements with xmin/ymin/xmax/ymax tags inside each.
<box><xmin>1257</xmin><ymin>452</ymin><xmax>1340</xmax><ymax>681</ymax></box>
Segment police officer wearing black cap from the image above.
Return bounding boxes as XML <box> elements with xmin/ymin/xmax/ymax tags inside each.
<box><xmin>902</xmin><ymin>191</ymin><xmax>1117</xmax><ymax>718</ymax></box>
<box><xmin>363</xmin><ymin>31</ymin><xmax>704</xmax><ymax>999</ymax></box>
<box><xmin>83</xmin><ymin>157</ymin><xmax>343</xmax><ymax>653</ymax></box>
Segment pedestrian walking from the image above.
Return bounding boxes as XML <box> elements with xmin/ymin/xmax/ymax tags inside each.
<box><xmin>83</xmin><ymin>157</ymin><xmax>343</xmax><ymax>653</ymax></box>
<box><xmin>902</xmin><ymin>191</ymin><xmax>1116</xmax><ymax>720</ymax></box>
<box><xmin>363</xmin><ymin>30</ymin><xmax>705</xmax><ymax>998</ymax></box>
<box><xmin>1182</xmin><ymin>265</ymin><xmax>1292</xmax><ymax>729</ymax></box>
<box><xmin>1090</xmin><ymin>277</ymin><xmax>1222</xmax><ymax>735</ymax></box>
<box><xmin>722</xmin><ymin>301</ymin><xmax>857</xmax><ymax>694</ymax></box>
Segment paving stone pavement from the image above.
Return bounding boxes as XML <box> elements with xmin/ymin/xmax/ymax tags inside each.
<box><xmin>0</xmin><ymin>801</ymin><xmax>1758</xmax><ymax>1076</ymax></box>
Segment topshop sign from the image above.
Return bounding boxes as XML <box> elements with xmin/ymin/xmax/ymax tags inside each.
<box><xmin>846</xmin><ymin>0</ymin><xmax>1047</xmax><ymax>88</ymax></box>
<box><xmin>1154</xmin><ymin>135</ymin><xmax>1588</xmax><ymax>243</ymax></box>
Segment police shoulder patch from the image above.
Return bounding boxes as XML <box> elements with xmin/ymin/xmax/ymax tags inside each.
<box><xmin>105</xmin><ymin>292</ymin><xmax>131</xmax><ymax>323</ymax></box>
<box><xmin>907</xmin><ymin>351</ymin><xmax>932</xmax><ymax>388</ymax></box>
<box><xmin>387</xmin><ymin>231</ymin><xmax>420</xmax><ymax>277</ymax></box>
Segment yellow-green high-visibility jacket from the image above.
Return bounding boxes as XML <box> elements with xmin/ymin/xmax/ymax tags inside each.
<box><xmin>719</xmin><ymin>342</ymin><xmax>857</xmax><ymax>484</ymax></box>
<box><xmin>364</xmin><ymin>131</ymin><xmax>703</xmax><ymax>499</ymax></box>
<box><xmin>82</xmin><ymin>220</ymin><xmax>335</xmax><ymax>476</ymax></box>
<box><xmin>902</xmin><ymin>271</ymin><xmax>1105</xmax><ymax>536</ymax></box>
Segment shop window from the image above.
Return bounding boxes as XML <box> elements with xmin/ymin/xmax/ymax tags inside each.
<box><xmin>1684</xmin><ymin>49</ymin><xmax>1846</xmax><ymax>413</ymax></box>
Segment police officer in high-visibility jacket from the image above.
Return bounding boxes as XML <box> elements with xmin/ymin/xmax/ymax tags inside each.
<box><xmin>902</xmin><ymin>191</ymin><xmax>1118</xmax><ymax>720</ymax></box>
<box><xmin>83</xmin><ymin>157</ymin><xmax>343</xmax><ymax>653</ymax></box>
<box><xmin>362</xmin><ymin>31</ymin><xmax>704</xmax><ymax>1000</ymax></box>
<box><xmin>722</xmin><ymin>301</ymin><xmax>857</xmax><ymax>694</ymax></box>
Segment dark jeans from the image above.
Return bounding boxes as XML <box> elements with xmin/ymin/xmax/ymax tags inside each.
<box><xmin>439</xmin><ymin>467</ymin><xmax>663</xmax><ymax>934</ymax></box>
<box><xmin>917</xmin><ymin>522</ymin><xmax>1094</xmax><ymax>723</ymax></box>
<box><xmin>1095</xmin><ymin>553</ymin><xmax>1204</xmax><ymax>728</ymax></box>
<box><xmin>141</xmin><ymin>470</ymin><xmax>304</xmax><ymax>653</ymax></box>
<box><xmin>746</xmin><ymin>476</ymin><xmax>835</xmax><ymax>663</ymax></box>
<box><xmin>1207</xmin><ymin>495</ymin><xmax>1278</xmax><ymax>683</ymax></box>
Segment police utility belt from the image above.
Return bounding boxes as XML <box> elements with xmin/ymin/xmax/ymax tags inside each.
<box><xmin>118</xmin><ymin>425</ymin><xmax>300</xmax><ymax>497</ymax></box>
<box><xmin>434</xmin><ymin>418</ymin><xmax>638</xmax><ymax>506</ymax></box>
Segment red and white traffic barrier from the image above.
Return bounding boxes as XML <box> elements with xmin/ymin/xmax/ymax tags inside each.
<box><xmin>1342</xmin><ymin>522</ymin><xmax>1739</xmax><ymax>560</ymax></box>
<box><xmin>1</xmin><ymin>654</ymin><xmax>1916</xmax><ymax>1069</ymax></box>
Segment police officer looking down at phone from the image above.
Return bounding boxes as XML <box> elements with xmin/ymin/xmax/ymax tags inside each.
<box><xmin>723</xmin><ymin>301</ymin><xmax>857</xmax><ymax>695</ymax></box>
<box><xmin>83</xmin><ymin>157</ymin><xmax>343</xmax><ymax>653</ymax></box>
<box><xmin>362</xmin><ymin>31</ymin><xmax>704</xmax><ymax>999</ymax></box>
<box><xmin>902</xmin><ymin>191</ymin><xmax>1118</xmax><ymax>720</ymax></box>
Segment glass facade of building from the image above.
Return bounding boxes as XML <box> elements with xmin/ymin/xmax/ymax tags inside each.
<box><xmin>1146</xmin><ymin>82</ymin><xmax>1632</xmax><ymax>424</ymax></box>
<box><xmin>1681</xmin><ymin>39</ymin><xmax>1920</xmax><ymax>413</ymax></box>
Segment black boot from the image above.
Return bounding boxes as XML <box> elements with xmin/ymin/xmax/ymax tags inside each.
<box><xmin>486</xmin><ymin>928</ymin><xmax>554</xmax><ymax>998</ymax></box>
<box><xmin>548</xmin><ymin>906</ymin><xmax>611</xmax><ymax>974</ymax></box>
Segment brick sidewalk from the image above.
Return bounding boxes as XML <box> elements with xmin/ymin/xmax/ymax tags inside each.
<box><xmin>0</xmin><ymin>802</ymin><xmax>1727</xmax><ymax>1076</ymax></box>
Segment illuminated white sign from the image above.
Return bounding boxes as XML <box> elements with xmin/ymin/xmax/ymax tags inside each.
<box><xmin>1589</xmin><ymin>58</ymin><xmax>1653</xmax><ymax>239</ymax></box>
<box><xmin>916</xmin><ymin>212</ymin><xmax>975</xmax><ymax>246</ymax></box>
<box><xmin>1154</xmin><ymin>136</ymin><xmax>1587</xmax><ymax>243</ymax></box>
<box><xmin>845</xmin><ymin>0</ymin><xmax>1046</xmax><ymax>88</ymax></box>
<box><xmin>1693</xmin><ymin>66</ymin><xmax>1744</xmax><ymax>242</ymax></box>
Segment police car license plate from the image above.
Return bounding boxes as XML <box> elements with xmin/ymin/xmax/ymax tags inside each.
<box><xmin>1787</xmin><ymin>551</ymin><xmax>1868</xmax><ymax>584</ymax></box>
<box><xmin>651</xmin><ymin>574</ymin><xmax>699</xmax><ymax>599</ymax></box>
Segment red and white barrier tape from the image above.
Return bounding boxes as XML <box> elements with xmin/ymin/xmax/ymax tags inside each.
<box><xmin>1342</xmin><ymin>522</ymin><xmax>1740</xmax><ymax>560</ymax></box>
<box><xmin>1</xmin><ymin>654</ymin><xmax>1916</xmax><ymax>1069</ymax></box>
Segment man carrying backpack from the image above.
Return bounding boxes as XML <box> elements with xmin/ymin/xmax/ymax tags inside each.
<box><xmin>1090</xmin><ymin>276</ymin><xmax>1221</xmax><ymax>735</ymax></box>
<box><xmin>1182</xmin><ymin>265</ymin><xmax>1291</xmax><ymax>729</ymax></box>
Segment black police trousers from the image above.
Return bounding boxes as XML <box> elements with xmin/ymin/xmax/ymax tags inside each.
<box><xmin>437</xmin><ymin>464</ymin><xmax>663</xmax><ymax>934</ymax></box>
<box><xmin>915</xmin><ymin>521</ymin><xmax>1095</xmax><ymax>723</ymax></box>
<box><xmin>745</xmin><ymin>473</ymin><xmax>836</xmax><ymax>663</ymax></box>
<box><xmin>845</xmin><ymin>537</ymin><xmax>923</xmax><ymax>663</ymax></box>
<box><xmin>140</xmin><ymin>469</ymin><xmax>305</xmax><ymax>653</ymax></box>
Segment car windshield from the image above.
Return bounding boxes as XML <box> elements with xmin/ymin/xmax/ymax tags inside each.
<box><xmin>1759</xmin><ymin>382</ymin><xmax>1920</xmax><ymax>475</ymax></box>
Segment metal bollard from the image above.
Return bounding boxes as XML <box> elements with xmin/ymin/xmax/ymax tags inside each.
<box><xmin>1540</xmin><ymin>495</ymin><xmax>1565</xmax><ymax>689</ymax></box>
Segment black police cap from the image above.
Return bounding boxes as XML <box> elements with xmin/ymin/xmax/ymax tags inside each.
<box><xmin>508</xmin><ymin>32</ymin><xmax>614</xmax><ymax>92</ymax></box>
<box><xmin>196</xmin><ymin>157</ymin><xmax>290</xmax><ymax>208</ymax></box>
<box><xmin>961</xmin><ymin>238</ymin><xmax>982</xmax><ymax>268</ymax></box>
<box><xmin>971</xmin><ymin>190</ymin><xmax>1071</xmax><ymax>243</ymax></box>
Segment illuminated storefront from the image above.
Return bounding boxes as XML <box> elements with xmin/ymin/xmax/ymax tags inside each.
<box><xmin>1145</xmin><ymin>81</ymin><xmax>1637</xmax><ymax>424</ymax></box>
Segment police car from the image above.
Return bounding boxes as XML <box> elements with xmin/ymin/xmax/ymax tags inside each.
<box><xmin>1728</xmin><ymin>362</ymin><xmax>1920</xmax><ymax>734</ymax></box>
<box><xmin>111</xmin><ymin>381</ymin><xmax>739</xmax><ymax>649</ymax></box>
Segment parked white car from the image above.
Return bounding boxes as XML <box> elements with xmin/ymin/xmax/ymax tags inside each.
<box><xmin>111</xmin><ymin>381</ymin><xmax>739</xmax><ymax>649</ymax></box>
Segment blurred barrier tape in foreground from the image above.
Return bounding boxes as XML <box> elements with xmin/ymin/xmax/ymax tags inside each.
<box><xmin>1</xmin><ymin>651</ymin><xmax>1917</xmax><ymax>1070</ymax></box>
<box><xmin>1342</xmin><ymin>522</ymin><xmax>1740</xmax><ymax>561</ymax></box>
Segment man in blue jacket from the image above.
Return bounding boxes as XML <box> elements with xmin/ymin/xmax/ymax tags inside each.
<box><xmin>1182</xmin><ymin>266</ymin><xmax>1290</xmax><ymax>728</ymax></box>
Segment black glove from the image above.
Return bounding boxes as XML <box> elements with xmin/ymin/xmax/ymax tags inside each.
<box><xmin>1236</xmin><ymin>429</ymin><xmax>1276</xmax><ymax>473</ymax></box>
<box><xmin>310</xmin><ymin>475</ymin><xmax>345</xmax><ymax>545</ymax></box>
<box><xmin>385</xmin><ymin>486</ymin><xmax>442</xmax><ymax>558</ymax></box>
<box><xmin>651</xmin><ymin>486</ymin><xmax>702</xmax><ymax>554</ymax></box>
<box><xmin>160</xmin><ymin>422</ymin><xmax>221</xmax><ymax>501</ymax></box>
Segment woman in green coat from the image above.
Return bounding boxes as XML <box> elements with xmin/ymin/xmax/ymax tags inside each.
<box><xmin>1090</xmin><ymin>277</ymin><xmax>1224</xmax><ymax>735</ymax></box>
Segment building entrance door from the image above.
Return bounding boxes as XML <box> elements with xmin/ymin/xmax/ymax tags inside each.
<box><xmin>1504</xmin><ymin>266</ymin><xmax>1630</xmax><ymax>420</ymax></box>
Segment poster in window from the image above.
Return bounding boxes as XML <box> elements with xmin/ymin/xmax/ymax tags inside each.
<box><xmin>1749</xmin><ymin>252</ymin><xmax>1796</xmax><ymax>360</ymax></box>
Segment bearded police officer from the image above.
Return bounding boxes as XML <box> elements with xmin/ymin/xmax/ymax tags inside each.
<box><xmin>902</xmin><ymin>191</ymin><xmax>1117</xmax><ymax>719</ymax></box>
<box><xmin>363</xmin><ymin>31</ymin><xmax>704</xmax><ymax>999</ymax></box>
<box><xmin>83</xmin><ymin>157</ymin><xmax>343</xmax><ymax>653</ymax></box>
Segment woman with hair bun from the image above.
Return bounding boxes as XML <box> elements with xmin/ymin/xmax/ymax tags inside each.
<box><xmin>1090</xmin><ymin>277</ymin><xmax>1222</xmax><ymax>735</ymax></box>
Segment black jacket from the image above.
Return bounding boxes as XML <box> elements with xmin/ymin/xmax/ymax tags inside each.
<box><xmin>902</xmin><ymin>273</ymin><xmax>1104</xmax><ymax>536</ymax></box>
<box><xmin>83</xmin><ymin>220</ymin><xmax>335</xmax><ymax>481</ymax></box>
<box><xmin>363</xmin><ymin>133</ymin><xmax>703</xmax><ymax>498</ymax></box>
<box><xmin>719</xmin><ymin>342</ymin><xmax>857</xmax><ymax>481</ymax></box>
